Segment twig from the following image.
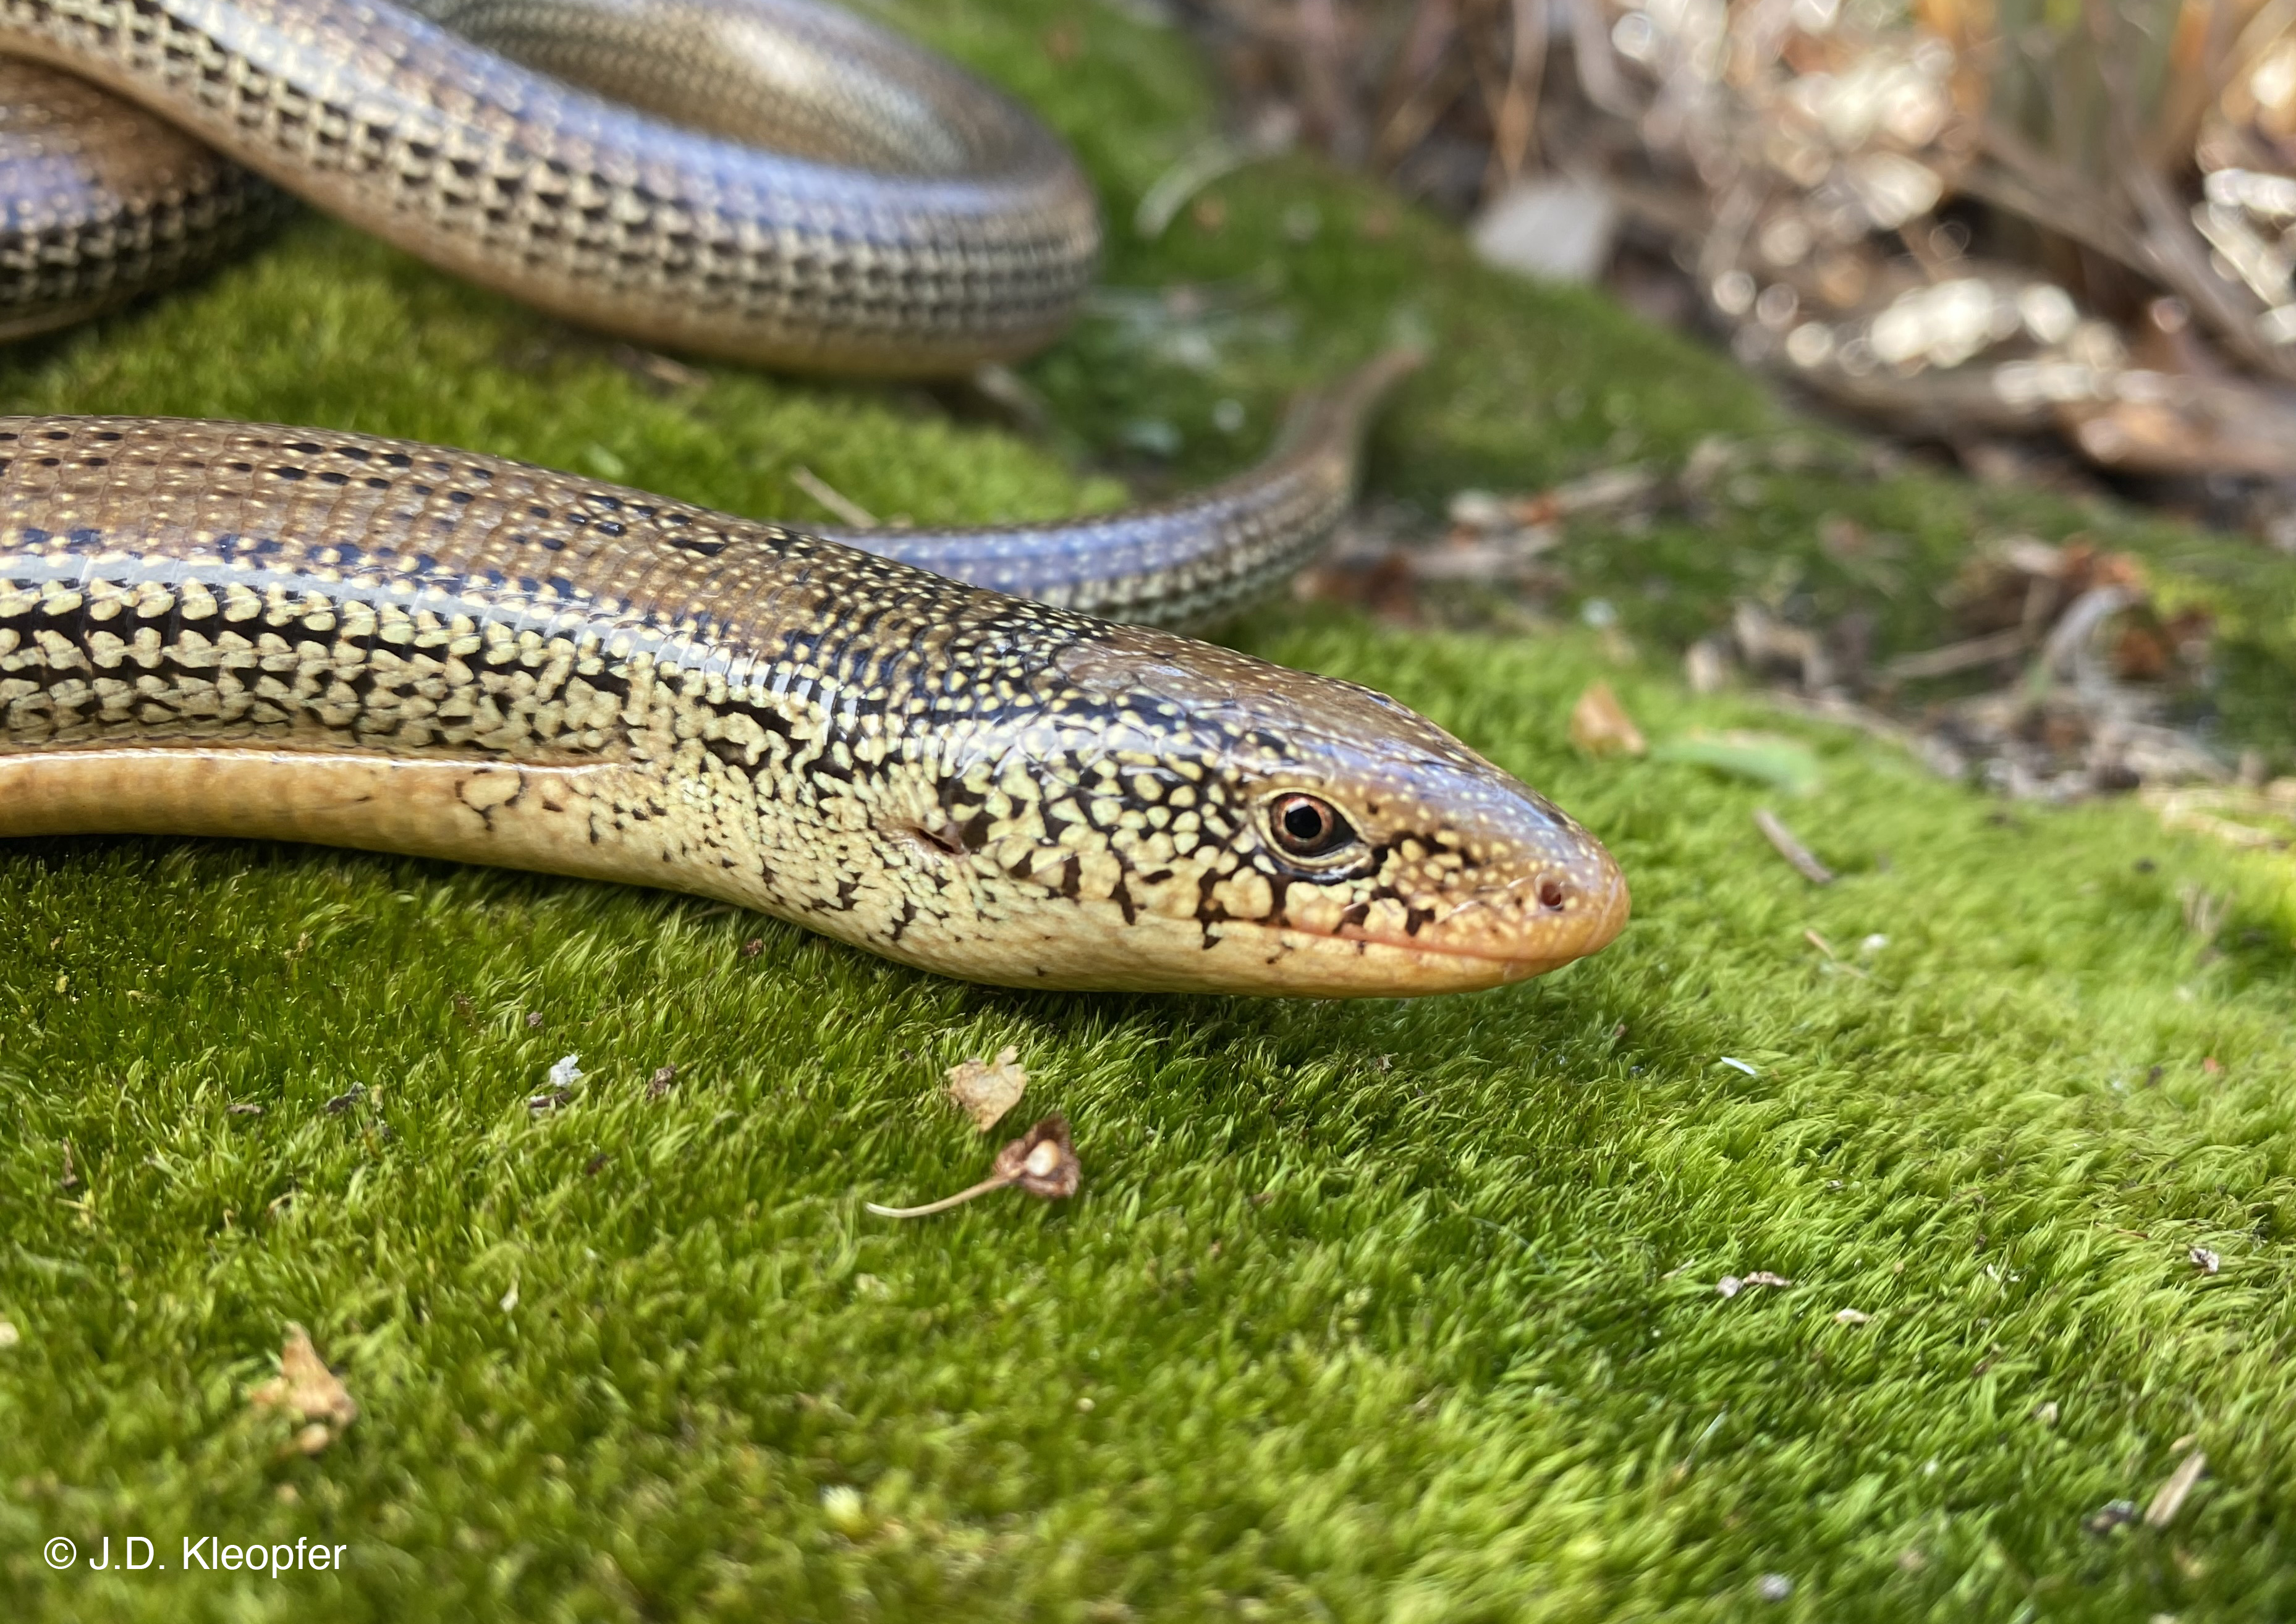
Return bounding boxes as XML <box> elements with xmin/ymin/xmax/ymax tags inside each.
<box><xmin>1569</xmin><ymin>0</ymin><xmax>1638</xmax><ymax>118</ymax></box>
<box><xmin>1133</xmin><ymin>123</ymin><xmax>1294</xmax><ymax>239</ymax></box>
<box><xmin>790</xmin><ymin>467</ymin><xmax>876</xmax><ymax>529</ymax></box>
<box><xmin>1371</xmin><ymin>0</ymin><xmax>1468</xmax><ymax>169</ymax></box>
<box><xmin>2034</xmin><ymin>585</ymin><xmax>2133</xmax><ymax>683</ymax></box>
<box><xmin>1881</xmin><ymin>627</ymin><xmax>2033</xmax><ymax>682</ymax></box>
<box><xmin>1753</xmin><ymin>807</ymin><xmax>1834</xmax><ymax>886</ymax></box>
<box><xmin>1485</xmin><ymin>0</ymin><xmax>1548</xmax><ymax>193</ymax></box>
<box><xmin>865</xmin><ymin>1174</ymin><xmax>1014</xmax><ymax>1220</ymax></box>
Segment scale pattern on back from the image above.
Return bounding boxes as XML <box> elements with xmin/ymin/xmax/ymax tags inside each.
<box><xmin>0</xmin><ymin>415</ymin><xmax>1630</xmax><ymax>995</ymax></box>
<box><xmin>0</xmin><ymin>0</ymin><xmax>1100</xmax><ymax>369</ymax></box>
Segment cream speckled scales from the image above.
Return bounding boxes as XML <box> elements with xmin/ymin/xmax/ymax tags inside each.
<box><xmin>0</xmin><ymin>0</ymin><xmax>1099</xmax><ymax>371</ymax></box>
<box><xmin>0</xmin><ymin>0</ymin><xmax>1630</xmax><ymax>994</ymax></box>
<box><xmin>0</xmin><ymin>418</ymin><xmax>1627</xmax><ymax>993</ymax></box>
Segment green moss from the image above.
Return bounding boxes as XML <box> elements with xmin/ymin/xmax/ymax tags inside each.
<box><xmin>3</xmin><ymin>1</ymin><xmax>2295</xmax><ymax>1618</ymax></box>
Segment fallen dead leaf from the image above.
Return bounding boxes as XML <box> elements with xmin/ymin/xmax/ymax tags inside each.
<box><xmin>0</xmin><ymin>1317</ymin><xmax>18</xmax><ymax>1349</ymax></box>
<box><xmin>1569</xmin><ymin>681</ymin><xmax>1647</xmax><ymax>757</ymax></box>
<box><xmin>1834</xmin><ymin>1308</ymin><xmax>1871</xmax><ymax>1325</ymax></box>
<box><xmin>946</xmin><ymin>1045</ymin><xmax>1027</xmax><ymax>1131</ymax></box>
<box><xmin>248</xmin><ymin>1324</ymin><xmax>357</xmax><ymax>1454</ymax></box>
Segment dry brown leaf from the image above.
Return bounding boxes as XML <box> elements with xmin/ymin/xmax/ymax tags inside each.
<box><xmin>1569</xmin><ymin>681</ymin><xmax>1647</xmax><ymax>757</ymax></box>
<box><xmin>946</xmin><ymin>1045</ymin><xmax>1027</xmax><ymax>1131</ymax></box>
<box><xmin>248</xmin><ymin>1324</ymin><xmax>357</xmax><ymax>1453</ymax></box>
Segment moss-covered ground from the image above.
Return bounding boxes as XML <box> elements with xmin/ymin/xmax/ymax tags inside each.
<box><xmin>4</xmin><ymin>1</ymin><xmax>2295</xmax><ymax>1618</ymax></box>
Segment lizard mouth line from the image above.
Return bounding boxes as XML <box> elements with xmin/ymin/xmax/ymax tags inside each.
<box><xmin>1266</xmin><ymin>920</ymin><xmax>1599</xmax><ymax>970</ymax></box>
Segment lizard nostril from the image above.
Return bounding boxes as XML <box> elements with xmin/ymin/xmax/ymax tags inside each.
<box><xmin>1536</xmin><ymin>874</ymin><xmax>1568</xmax><ymax>910</ymax></box>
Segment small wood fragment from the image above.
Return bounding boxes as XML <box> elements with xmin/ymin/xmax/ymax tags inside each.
<box><xmin>1880</xmin><ymin>627</ymin><xmax>2032</xmax><ymax>681</ymax></box>
<box><xmin>1753</xmin><ymin>806</ymin><xmax>1834</xmax><ymax>885</ymax></box>
<box><xmin>2144</xmin><ymin>1450</ymin><xmax>2207</xmax><ymax>1528</ymax></box>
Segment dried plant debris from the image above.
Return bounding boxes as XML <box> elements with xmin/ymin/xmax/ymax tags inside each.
<box><xmin>868</xmin><ymin>1115</ymin><xmax>1082</xmax><ymax>1219</ymax></box>
<box><xmin>946</xmin><ymin>1044</ymin><xmax>1028</xmax><ymax>1131</ymax></box>
<box><xmin>2145</xmin><ymin>1450</ymin><xmax>2209</xmax><ymax>1528</ymax></box>
<box><xmin>1753</xmin><ymin>807</ymin><xmax>1837</xmax><ymax>886</ymax></box>
<box><xmin>1714</xmin><ymin>528</ymin><xmax>2224</xmax><ymax>800</ymax></box>
<box><xmin>1569</xmin><ymin>681</ymin><xmax>1648</xmax><ymax>756</ymax></box>
<box><xmin>1345</xmin><ymin>441</ymin><xmax>2234</xmax><ymax>800</ymax></box>
<box><xmin>248</xmin><ymin>1324</ymin><xmax>357</xmax><ymax>1455</ymax></box>
<box><xmin>2145</xmin><ymin>779</ymin><xmax>2296</xmax><ymax>848</ymax></box>
<box><xmin>1192</xmin><ymin>0</ymin><xmax>2296</xmax><ymax>526</ymax></box>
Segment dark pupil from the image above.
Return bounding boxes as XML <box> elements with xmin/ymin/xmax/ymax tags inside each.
<box><xmin>1282</xmin><ymin>801</ymin><xmax>1328</xmax><ymax>844</ymax></box>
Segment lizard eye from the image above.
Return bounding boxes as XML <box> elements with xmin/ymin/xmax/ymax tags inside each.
<box><xmin>1268</xmin><ymin>793</ymin><xmax>1355</xmax><ymax>860</ymax></box>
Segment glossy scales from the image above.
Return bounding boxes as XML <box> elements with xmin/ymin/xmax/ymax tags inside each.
<box><xmin>0</xmin><ymin>415</ymin><xmax>1629</xmax><ymax>995</ymax></box>
<box><xmin>0</xmin><ymin>0</ymin><xmax>1099</xmax><ymax>370</ymax></box>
